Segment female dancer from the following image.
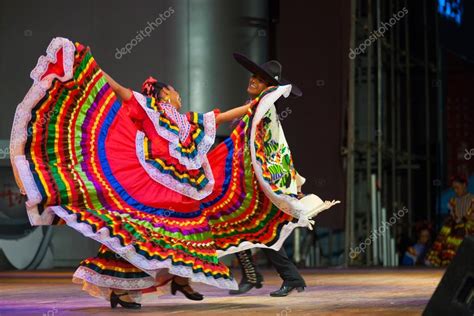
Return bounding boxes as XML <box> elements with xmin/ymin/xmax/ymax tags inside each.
<box><xmin>426</xmin><ymin>175</ymin><xmax>473</xmax><ymax>267</ymax></box>
<box><xmin>10</xmin><ymin>37</ymin><xmax>338</xmax><ymax>308</ymax></box>
<box><xmin>69</xmin><ymin>75</ymin><xmax>252</xmax><ymax>308</ymax></box>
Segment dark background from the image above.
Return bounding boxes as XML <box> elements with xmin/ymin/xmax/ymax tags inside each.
<box><xmin>274</xmin><ymin>0</ymin><xmax>349</xmax><ymax>229</ymax></box>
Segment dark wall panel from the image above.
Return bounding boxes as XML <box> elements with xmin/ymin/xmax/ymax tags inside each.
<box><xmin>275</xmin><ymin>0</ymin><xmax>350</xmax><ymax>229</ymax></box>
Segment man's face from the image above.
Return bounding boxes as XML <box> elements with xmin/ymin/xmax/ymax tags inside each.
<box><xmin>247</xmin><ymin>74</ymin><xmax>269</xmax><ymax>99</ymax></box>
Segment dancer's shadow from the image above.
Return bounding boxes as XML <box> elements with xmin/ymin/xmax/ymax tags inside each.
<box><xmin>75</xmin><ymin>302</ymin><xmax>269</xmax><ymax>315</ymax></box>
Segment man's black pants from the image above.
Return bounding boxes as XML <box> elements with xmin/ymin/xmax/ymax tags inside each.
<box><xmin>236</xmin><ymin>247</ymin><xmax>306</xmax><ymax>287</ymax></box>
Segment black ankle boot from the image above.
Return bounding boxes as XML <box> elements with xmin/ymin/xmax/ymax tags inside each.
<box><xmin>229</xmin><ymin>250</ymin><xmax>264</xmax><ymax>295</ymax></box>
<box><xmin>110</xmin><ymin>291</ymin><xmax>141</xmax><ymax>309</ymax></box>
<box><xmin>171</xmin><ymin>279</ymin><xmax>204</xmax><ymax>301</ymax></box>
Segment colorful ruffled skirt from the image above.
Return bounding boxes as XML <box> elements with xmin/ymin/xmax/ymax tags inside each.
<box><xmin>10</xmin><ymin>37</ymin><xmax>338</xmax><ymax>299</ymax></box>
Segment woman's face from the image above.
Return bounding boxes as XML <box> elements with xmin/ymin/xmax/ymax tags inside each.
<box><xmin>247</xmin><ymin>74</ymin><xmax>269</xmax><ymax>99</ymax></box>
<box><xmin>452</xmin><ymin>181</ymin><xmax>467</xmax><ymax>197</ymax></box>
<box><xmin>159</xmin><ymin>85</ymin><xmax>182</xmax><ymax>110</ymax></box>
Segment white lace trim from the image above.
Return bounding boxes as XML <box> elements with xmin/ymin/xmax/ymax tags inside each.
<box><xmin>72</xmin><ymin>267</ymin><xmax>145</xmax><ymax>302</ymax></box>
<box><xmin>160</xmin><ymin>102</ymin><xmax>192</xmax><ymax>141</ymax></box>
<box><xmin>14</xmin><ymin>156</ymin><xmax>42</xmax><ymax>205</ymax></box>
<box><xmin>216</xmin><ymin>220</ymin><xmax>307</xmax><ymax>257</ymax></box>
<box><xmin>10</xmin><ymin>37</ymin><xmax>76</xmax><ymax>225</ymax></box>
<box><xmin>135</xmin><ymin>132</ymin><xmax>215</xmax><ymax>200</ymax></box>
<box><xmin>249</xmin><ymin>85</ymin><xmax>340</xmax><ymax>224</ymax></box>
<box><xmin>73</xmin><ymin>266</ymin><xmax>155</xmax><ymax>290</ymax></box>
<box><xmin>133</xmin><ymin>91</ymin><xmax>217</xmax><ymax>170</ymax></box>
<box><xmin>49</xmin><ymin>205</ymin><xmax>239</xmax><ymax>290</ymax></box>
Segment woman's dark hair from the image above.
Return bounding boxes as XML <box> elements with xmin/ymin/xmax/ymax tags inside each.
<box><xmin>141</xmin><ymin>76</ymin><xmax>168</xmax><ymax>99</ymax></box>
<box><xmin>450</xmin><ymin>174</ymin><xmax>468</xmax><ymax>186</ymax></box>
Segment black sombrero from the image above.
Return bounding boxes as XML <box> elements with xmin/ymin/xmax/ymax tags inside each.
<box><xmin>233</xmin><ymin>52</ymin><xmax>303</xmax><ymax>97</ymax></box>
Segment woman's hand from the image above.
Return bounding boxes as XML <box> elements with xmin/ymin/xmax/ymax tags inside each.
<box><xmin>160</xmin><ymin>86</ymin><xmax>182</xmax><ymax>110</ymax></box>
<box><xmin>215</xmin><ymin>102</ymin><xmax>252</xmax><ymax>125</ymax></box>
<box><xmin>102</xmin><ymin>71</ymin><xmax>132</xmax><ymax>101</ymax></box>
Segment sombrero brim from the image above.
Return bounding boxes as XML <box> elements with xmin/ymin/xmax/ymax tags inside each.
<box><xmin>233</xmin><ymin>52</ymin><xmax>302</xmax><ymax>97</ymax></box>
<box><xmin>279</xmin><ymin>78</ymin><xmax>303</xmax><ymax>98</ymax></box>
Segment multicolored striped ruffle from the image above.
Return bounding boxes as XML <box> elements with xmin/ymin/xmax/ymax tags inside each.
<box><xmin>11</xmin><ymin>37</ymin><xmax>337</xmax><ymax>292</ymax></box>
<box><xmin>137</xmin><ymin>131</ymin><xmax>215</xmax><ymax>200</ymax></box>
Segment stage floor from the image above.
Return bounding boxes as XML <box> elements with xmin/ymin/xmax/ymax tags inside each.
<box><xmin>0</xmin><ymin>268</ymin><xmax>443</xmax><ymax>315</ymax></box>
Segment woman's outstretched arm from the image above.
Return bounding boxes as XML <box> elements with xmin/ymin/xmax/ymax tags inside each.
<box><xmin>215</xmin><ymin>103</ymin><xmax>251</xmax><ymax>125</ymax></box>
<box><xmin>102</xmin><ymin>71</ymin><xmax>132</xmax><ymax>101</ymax></box>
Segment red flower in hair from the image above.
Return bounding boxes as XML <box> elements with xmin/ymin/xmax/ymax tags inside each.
<box><xmin>142</xmin><ymin>76</ymin><xmax>158</xmax><ymax>96</ymax></box>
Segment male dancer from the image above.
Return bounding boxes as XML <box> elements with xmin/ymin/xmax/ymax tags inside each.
<box><xmin>229</xmin><ymin>53</ymin><xmax>306</xmax><ymax>297</ymax></box>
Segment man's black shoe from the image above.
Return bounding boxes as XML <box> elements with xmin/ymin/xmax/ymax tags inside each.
<box><xmin>229</xmin><ymin>279</ymin><xmax>263</xmax><ymax>295</ymax></box>
<box><xmin>269</xmin><ymin>285</ymin><xmax>305</xmax><ymax>297</ymax></box>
